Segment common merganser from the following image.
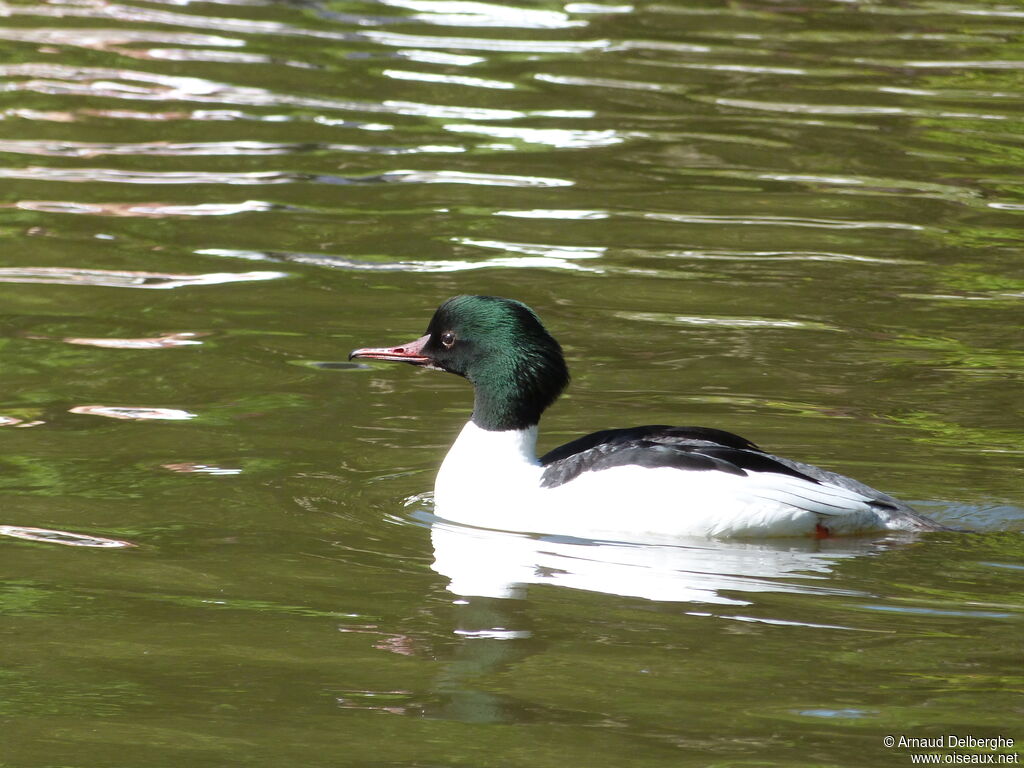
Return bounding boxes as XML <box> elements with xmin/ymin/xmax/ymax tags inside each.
<box><xmin>350</xmin><ymin>295</ymin><xmax>944</xmax><ymax>541</ymax></box>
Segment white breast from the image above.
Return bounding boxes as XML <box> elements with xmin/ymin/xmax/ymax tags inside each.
<box><xmin>434</xmin><ymin>421</ymin><xmax>545</xmax><ymax>530</ymax></box>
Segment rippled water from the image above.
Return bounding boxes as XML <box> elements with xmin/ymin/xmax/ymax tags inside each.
<box><xmin>1</xmin><ymin>0</ymin><xmax>1022</xmax><ymax>765</ymax></box>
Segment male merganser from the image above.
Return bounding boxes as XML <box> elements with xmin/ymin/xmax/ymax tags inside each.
<box><xmin>350</xmin><ymin>295</ymin><xmax>944</xmax><ymax>541</ymax></box>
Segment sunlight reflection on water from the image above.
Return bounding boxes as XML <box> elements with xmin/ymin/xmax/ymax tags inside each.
<box><xmin>0</xmin><ymin>267</ymin><xmax>285</xmax><ymax>287</ymax></box>
<box><xmin>69</xmin><ymin>405</ymin><xmax>198</xmax><ymax>420</ymax></box>
<box><xmin>0</xmin><ymin>526</ymin><xmax>136</xmax><ymax>548</ymax></box>
<box><xmin>403</xmin><ymin>503</ymin><xmax>912</xmax><ymax>608</ymax></box>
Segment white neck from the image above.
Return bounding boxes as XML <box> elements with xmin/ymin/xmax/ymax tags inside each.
<box><xmin>434</xmin><ymin>421</ymin><xmax>542</xmax><ymax>513</ymax></box>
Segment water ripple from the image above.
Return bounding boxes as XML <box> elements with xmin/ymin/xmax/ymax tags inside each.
<box><xmin>711</xmin><ymin>97</ymin><xmax>1011</xmax><ymax>121</ymax></box>
<box><xmin>0</xmin><ymin>526</ymin><xmax>136</xmax><ymax>548</ymax></box>
<box><xmin>853</xmin><ymin>58</ymin><xmax>1024</xmax><ymax>71</ymax></box>
<box><xmin>495</xmin><ymin>208</ymin><xmax>608</xmax><ymax>219</ymax></box>
<box><xmin>162</xmin><ymin>462</ymin><xmax>243</xmax><ymax>475</ymax></box>
<box><xmin>4</xmin><ymin>166</ymin><xmax>570</xmax><ymax>187</ymax></box>
<box><xmin>12</xmin><ymin>200</ymin><xmax>278</xmax><ymax>216</ymax></box>
<box><xmin>615</xmin><ymin>311</ymin><xmax>839</xmax><ymax>332</ymax></box>
<box><xmin>361</xmin><ymin>29</ymin><xmax>612</xmax><ymax>53</ymax></box>
<box><xmin>0</xmin><ymin>27</ymin><xmax>246</xmax><ymax>50</ymax></box>
<box><xmin>198</xmin><ymin>243</ymin><xmax>602</xmax><ymax>273</ymax></box>
<box><xmin>375</xmin><ymin>0</ymin><xmax>586</xmax><ymax>29</ymax></box>
<box><xmin>0</xmin><ymin>267</ymin><xmax>286</xmax><ymax>288</ymax></box>
<box><xmin>0</xmin><ymin>139</ymin><xmax>470</xmax><ymax>157</ymax></box>
<box><xmin>381</xmin><ymin>69</ymin><xmax>515</xmax><ymax>90</ymax></box>
<box><xmin>0</xmin><ymin>140</ymin><xmax>311</xmax><ymax>157</ymax></box>
<box><xmin>63</xmin><ymin>332</ymin><xmax>204</xmax><ymax>348</ymax></box>
<box><xmin>0</xmin><ymin>167</ymin><xmax>298</xmax><ymax>184</ymax></box>
<box><xmin>444</xmin><ymin>123</ymin><xmax>627</xmax><ymax>148</ymax></box>
<box><xmin>640</xmin><ymin>213</ymin><xmax>929</xmax><ymax>232</ymax></box>
<box><xmin>380</xmin><ymin>169</ymin><xmax>572</xmax><ymax>186</ymax></box>
<box><xmin>0</xmin><ymin>64</ymin><xmax>531</xmax><ymax>121</ymax></box>
<box><xmin>654</xmin><ymin>249</ymin><xmax>919</xmax><ymax>265</ymax></box>
<box><xmin>0</xmin><ymin>2</ymin><xmax>357</xmax><ymax>41</ymax></box>
<box><xmin>535</xmin><ymin>73</ymin><xmax>688</xmax><ymax>94</ymax></box>
<box><xmin>69</xmin><ymin>405</ymin><xmax>198</xmax><ymax>420</ymax></box>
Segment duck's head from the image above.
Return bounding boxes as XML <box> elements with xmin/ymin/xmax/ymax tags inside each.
<box><xmin>350</xmin><ymin>295</ymin><xmax>569</xmax><ymax>431</ymax></box>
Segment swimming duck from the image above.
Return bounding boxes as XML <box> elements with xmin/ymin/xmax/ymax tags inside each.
<box><xmin>350</xmin><ymin>295</ymin><xmax>943</xmax><ymax>541</ymax></box>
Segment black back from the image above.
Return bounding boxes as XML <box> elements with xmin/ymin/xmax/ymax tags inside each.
<box><xmin>538</xmin><ymin>425</ymin><xmax>821</xmax><ymax>489</ymax></box>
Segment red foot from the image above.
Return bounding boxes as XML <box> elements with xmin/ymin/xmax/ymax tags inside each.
<box><xmin>813</xmin><ymin>523</ymin><xmax>832</xmax><ymax>540</ymax></box>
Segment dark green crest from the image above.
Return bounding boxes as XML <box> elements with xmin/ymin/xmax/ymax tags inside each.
<box><xmin>423</xmin><ymin>296</ymin><xmax>570</xmax><ymax>431</ymax></box>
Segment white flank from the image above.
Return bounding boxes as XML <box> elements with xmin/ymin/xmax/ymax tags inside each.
<box><xmin>434</xmin><ymin>420</ymin><xmax>895</xmax><ymax>541</ymax></box>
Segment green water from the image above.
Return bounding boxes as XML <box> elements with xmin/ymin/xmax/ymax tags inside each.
<box><xmin>0</xmin><ymin>0</ymin><xmax>1022</xmax><ymax>765</ymax></box>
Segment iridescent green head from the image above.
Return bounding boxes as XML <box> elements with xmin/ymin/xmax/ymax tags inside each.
<box><xmin>350</xmin><ymin>295</ymin><xmax>570</xmax><ymax>431</ymax></box>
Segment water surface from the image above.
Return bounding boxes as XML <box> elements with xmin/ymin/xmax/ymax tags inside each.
<box><xmin>0</xmin><ymin>0</ymin><xmax>1022</xmax><ymax>765</ymax></box>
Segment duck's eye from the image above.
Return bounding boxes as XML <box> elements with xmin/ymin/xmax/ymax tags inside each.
<box><xmin>440</xmin><ymin>331</ymin><xmax>456</xmax><ymax>349</ymax></box>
